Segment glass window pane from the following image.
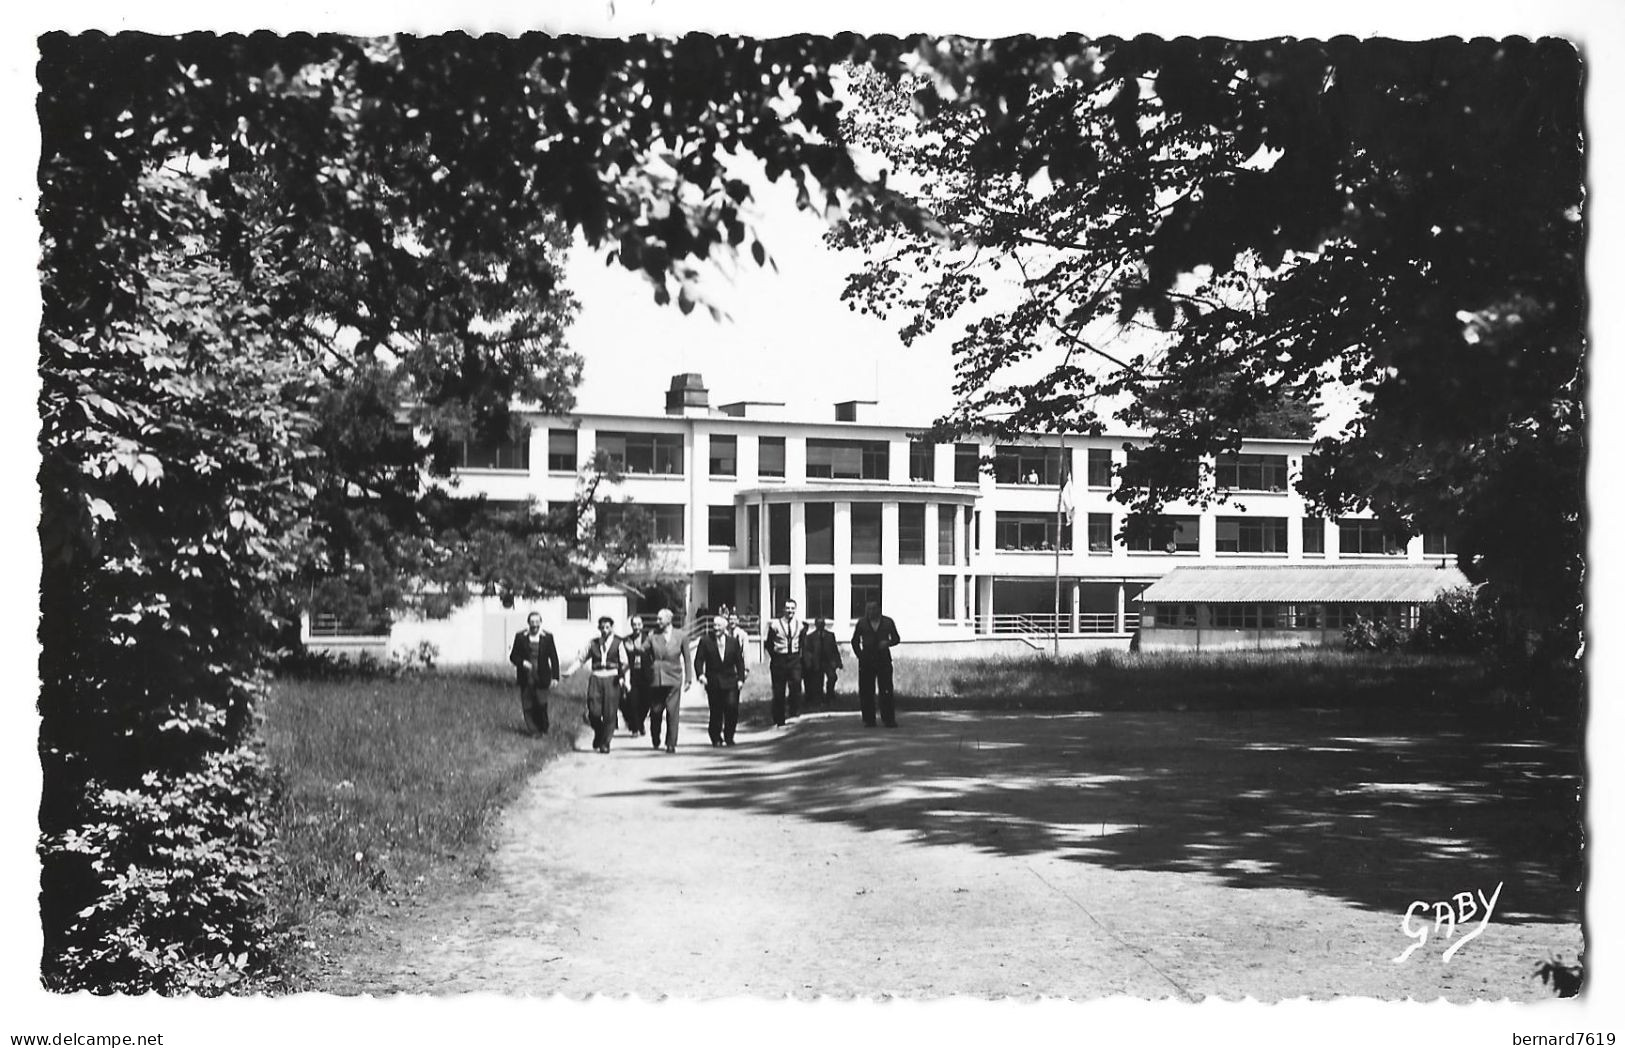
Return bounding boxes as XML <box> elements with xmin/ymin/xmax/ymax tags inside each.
<box><xmin>851</xmin><ymin>503</ymin><xmax>882</xmax><ymax>565</ymax></box>
<box><xmin>758</xmin><ymin>437</ymin><xmax>785</xmax><ymax>478</ymax></box>
<box><xmin>709</xmin><ymin>435</ymin><xmax>737</xmax><ymax>476</ymax></box>
<box><xmin>806</xmin><ymin>502</ymin><xmax>835</xmax><ymax>565</ymax></box>
<box><xmin>899</xmin><ymin>504</ymin><xmax>926</xmax><ymax>564</ymax></box>
<box><xmin>708</xmin><ymin>505</ymin><xmax>735</xmax><ymax>547</ymax></box>
<box><xmin>768</xmin><ymin>503</ymin><xmax>790</xmax><ymax>566</ymax></box>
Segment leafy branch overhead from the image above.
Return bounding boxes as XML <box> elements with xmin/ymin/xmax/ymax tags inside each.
<box><xmin>833</xmin><ymin>37</ymin><xmax>1584</xmax><ymax>646</ymax></box>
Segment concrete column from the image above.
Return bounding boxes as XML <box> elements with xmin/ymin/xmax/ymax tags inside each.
<box><xmin>757</xmin><ymin>500</ymin><xmax>771</xmax><ymax>627</ymax></box>
<box><xmin>1070</xmin><ymin>581</ymin><xmax>1081</xmax><ymax>633</ymax></box>
<box><xmin>1116</xmin><ymin>582</ymin><xmax>1126</xmax><ymax>633</ymax></box>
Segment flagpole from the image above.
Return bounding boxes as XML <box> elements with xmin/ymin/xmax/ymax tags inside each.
<box><xmin>1054</xmin><ymin>434</ymin><xmax>1065</xmax><ymax>660</ymax></box>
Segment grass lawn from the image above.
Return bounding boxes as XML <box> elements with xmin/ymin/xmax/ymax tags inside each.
<box><xmin>259</xmin><ymin>666</ymin><xmax>585</xmax><ymax>985</ymax></box>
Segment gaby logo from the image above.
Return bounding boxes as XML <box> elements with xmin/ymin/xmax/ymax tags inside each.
<box><xmin>1393</xmin><ymin>881</ymin><xmax>1504</xmax><ymax>963</ymax></box>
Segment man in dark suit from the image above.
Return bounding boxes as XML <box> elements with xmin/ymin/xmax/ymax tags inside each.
<box><xmin>801</xmin><ymin>617</ymin><xmax>843</xmax><ymax>709</ymax></box>
<box><xmin>695</xmin><ymin>611</ymin><xmax>749</xmax><ymax>746</ymax></box>
<box><xmin>508</xmin><ymin>611</ymin><xmax>560</xmax><ymax>735</ymax></box>
<box><xmin>851</xmin><ymin>601</ymin><xmax>902</xmax><ymax>728</ymax></box>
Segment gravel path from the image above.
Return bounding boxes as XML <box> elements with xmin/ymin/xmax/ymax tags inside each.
<box><xmin>328</xmin><ymin>705</ymin><xmax>1582</xmax><ymax>1000</ymax></box>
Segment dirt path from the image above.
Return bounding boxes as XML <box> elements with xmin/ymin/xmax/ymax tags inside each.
<box><xmin>328</xmin><ymin>705</ymin><xmax>1582</xmax><ymax>1000</ymax></box>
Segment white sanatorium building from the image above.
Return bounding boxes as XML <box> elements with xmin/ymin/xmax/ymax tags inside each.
<box><xmin>305</xmin><ymin>373</ymin><xmax>1468</xmax><ymax>663</ymax></box>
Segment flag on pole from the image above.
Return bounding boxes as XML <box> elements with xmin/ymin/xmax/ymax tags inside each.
<box><xmin>1058</xmin><ymin>464</ymin><xmax>1076</xmax><ymax>525</ymax></box>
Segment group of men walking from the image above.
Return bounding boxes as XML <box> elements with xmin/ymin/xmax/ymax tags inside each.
<box><xmin>507</xmin><ymin>599</ymin><xmax>902</xmax><ymax>753</ymax></box>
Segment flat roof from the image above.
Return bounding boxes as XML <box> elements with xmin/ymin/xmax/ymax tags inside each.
<box><xmin>1140</xmin><ymin>564</ymin><xmax>1471</xmax><ymax>604</ymax></box>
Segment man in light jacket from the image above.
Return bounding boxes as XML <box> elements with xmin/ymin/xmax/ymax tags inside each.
<box><xmin>642</xmin><ymin>608</ymin><xmax>693</xmax><ymax>753</ymax></box>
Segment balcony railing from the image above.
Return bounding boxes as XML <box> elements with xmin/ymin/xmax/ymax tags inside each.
<box><xmin>977</xmin><ymin>612</ymin><xmax>1140</xmax><ymax>637</ymax></box>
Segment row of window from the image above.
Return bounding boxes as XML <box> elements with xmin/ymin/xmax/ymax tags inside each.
<box><xmin>1145</xmin><ymin>603</ymin><xmax>1421</xmax><ymax>630</ymax></box>
<box><xmin>466</xmin><ymin>430</ymin><xmax>1307</xmax><ymax>495</ymax></box>
<box><xmin>580</xmin><ymin>501</ymin><xmax>1456</xmax><ymax>560</ymax></box>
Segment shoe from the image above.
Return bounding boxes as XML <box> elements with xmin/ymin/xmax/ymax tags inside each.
<box><xmin>884</xmin><ymin>723</ymin><xmax>898</xmax><ymax>729</ymax></box>
<box><xmin>711</xmin><ymin>739</ymin><xmax>723</xmax><ymax>747</ymax></box>
<box><xmin>666</xmin><ymin>743</ymin><xmax>676</xmax><ymax>753</ymax></box>
<box><xmin>724</xmin><ymin>738</ymin><xmax>736</xmax><ymax>746</ymax></box>
<box><xmin>864</xmin><ymin>722</ymin><xmax>877</xmax><ymax>728</ymax></box>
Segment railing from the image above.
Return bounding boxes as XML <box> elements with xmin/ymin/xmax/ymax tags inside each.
<box><xmin>977</xmin><ymin>612</ymin><xmax>1141</xmax><ymax>637</ymax></box>
<box><xmin>639</xmin><ymin>612</ymin><xmax>762</xmax><ymax>635</ymax></box>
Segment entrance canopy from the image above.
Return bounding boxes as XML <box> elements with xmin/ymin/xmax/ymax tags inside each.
<box><xmin>1140</xmin><ymin>564</ymin><xmax>1470</xmax><ymax>605</ymax></box>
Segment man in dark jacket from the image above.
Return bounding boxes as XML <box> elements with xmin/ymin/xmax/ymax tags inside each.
<box><xmin>508</xmin><ymin>611</ymin><xmax>560</xmax><ymax>735</ymax></box>
<box><xmin>623</xmin><ymin>615</ymin><xmax>652</xmax><ymax>737</ymax></box>
<box><xmin>695</xmin><ymin>611</ymin><xmax>749</xmax><ymax>746</ymax></box>
<box><xmin>801</xmin><ymin>617</ymin><xmax>843</xmax><ymax>709</ymax></box>
<box><xmin>851</xmin><ymin>601</ymin><xmax>902</xmax><ymax>728</ymax></box>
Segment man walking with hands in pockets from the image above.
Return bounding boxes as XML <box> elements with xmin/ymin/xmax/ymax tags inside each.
<box><xmin>851</xmin><ymin>600</ymin><xmax>902</xmax><ymax>729</ymax></box>
<box><xmin>509</xmin><ymin>611</ymin><xmax>559</xmax><ymax>735</ymax></box>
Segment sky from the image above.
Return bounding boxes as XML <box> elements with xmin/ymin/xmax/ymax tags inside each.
<box><xmin>564</xmin><ymin>168</ymin><xmax>965</xmax><ymax>426</ymax></box>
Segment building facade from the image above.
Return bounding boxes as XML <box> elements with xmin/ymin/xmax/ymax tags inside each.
<box><xmin>304</xmin><ymin>373</ymin><xmax>1462</xmax><ymax>663</ymax></box>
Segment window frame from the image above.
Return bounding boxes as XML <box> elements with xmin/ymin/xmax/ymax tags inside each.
<box><xmin>1124</xmin><ymin>514</ymin><xmax>1201</xmax><ymax>553</ymax></box>
<box><xmin>546</xmin><ymin>428</ymin><xmax>577</xmax><ymax>472</ymax></box>
<box><xmin>708</xmin><ymin>434</ymin><xmax>737</xmax><ymax>477</ymax></box>
<box><xmin>954</xmin><ymin>443</ymin><xmax>981</xmax><ymax>484</ymax></box>
<box><xmin>805</xmin><ymin>501</ymin><xmax>835</xmax><ymax>565</ymax></box>
<box><xmin>1215</xmin><ymin>515</ymin><xmax>1289</xmax><ymax>554</ymax></box>
<box><xmin>909</xmin><ymin>441</ymin><xmax>936</xmax><ymax>482</ymax></box>
<box><xmin>758</xmin><ymin>436</ymin><xmax>786</xmax><ymax>479</ymax></box>
<box><xmin>850</xmin><ymin>502</ymin><xmax>883</xmax><ymax>565</ymax></box>
<box><xmin>1215</xmin><ymin>453</ymin><xmax>1289</xmax><ymax>493</ymax></box>
<box><xmin>993</xmin><ymin>512</ymin><xmax>1073</xmax><ymax>552</ymax></box>
<box><xmin>898</xmin><ymin>503</ymin><xmax>927</xmax><ymax>565</ymax></box>
<box><xmin>806</xmin><ymin>438</ymin><xmax>890</xmax><ymax>481</ymax></box>
<box><xmin>597</xmin><ymin>431</ymin><xmax>684</xmax><ymax>476</ymax></box>
<box><xmin>850</xmin><ymin>574</ymin><xmax>884</xmax><ymax>619</ymax></box>
<box><xmin>707</xmin><ymin>504</ymin><xmax>736</xmax><ymax>548</ymax></box>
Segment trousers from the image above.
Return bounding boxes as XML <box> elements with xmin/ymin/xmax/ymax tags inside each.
<box><xmin>518</xmin><ymin>678</ymin><xmax>550</xmax><ymax>734</ymax></box>
<box><xmin>858</xmin><ymin>661</ymin><xmax>896</xmax><ymax>727</ymax></box>
<box><xmin>770</xmin><ymin>656</ymin><xmax>802</xmax><ymax>725</ymax></box>
<box><xmin>706</xmin><ymin>683</ymin><xmax>741</xmax><ymax>744</ymax></box>
<box><xmin>647</xmin><ymin>684</ymin><xmax>681</xmax><ymax>748</ymax></box>
<box><xmin>586</xmin><ymin>675</ymin><xmax>621</xmax><ymax>750</ymax></box>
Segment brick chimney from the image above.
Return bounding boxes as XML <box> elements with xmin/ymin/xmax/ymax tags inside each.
<box><xmin>665</xmin><ymin>373</ymin><xmax>710</xmax><ymax>416</ymax></box>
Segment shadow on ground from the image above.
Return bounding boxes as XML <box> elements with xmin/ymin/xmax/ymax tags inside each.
<box><xmin>602</xmin><ymin>696</ymin><xmax>1583</xmax><ymax>924</ymax></box>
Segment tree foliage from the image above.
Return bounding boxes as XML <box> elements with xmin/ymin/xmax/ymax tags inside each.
<box><xmin>35</xmin><ymin>30</ymin><xmax>948</xmax><ymax>989</ymax></box>
<box><xmin>835</xmin><ymin>37</ymin><xmax>1585</xmax><ymax>651</ymax></box>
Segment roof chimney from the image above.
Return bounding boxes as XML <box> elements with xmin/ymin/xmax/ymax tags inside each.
<box><xmin>665</xmin><ymin>373</ymin><xmax>710</xmax><ymax>416</ymax></box>
<box><xmin>835</xmin><ymin>398</ymin><xmax>878</xmax><ymax>422</ymax></box>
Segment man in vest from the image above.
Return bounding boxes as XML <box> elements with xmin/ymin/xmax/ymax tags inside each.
<box><xmin>642</xmin><ymin>607</ymin><xmax>693</xmax><ymax>753</ymax></box>
<box><xmin>623</xmin><ymin>614</ymin><xmax>653</xmax><ymax>737</ymax></box>
<box><xmin>695</xmin><ymin>609</ymin><xmax>748</xmax><ymax>747</ymax></box>
<box><xmin>801</xmin><ymin>616</ymin><xmax>843</xmax><ymax>709</ymax></box>
<box><xmin>764</xmin><ymin>597</ymin><xmax>807</xmax><ymax>726</ymax></box>
<box><xmin>508</xmin><ymin>611</ymin><xmax>560</xmax><ymax>735</ymax></box>
<box><xmin>561</xmin><ymin>616</ymin><xmax>628</xmax><ymax>753</ymax></box>
<box><xmin>851</xmin><ymin>600</ymin><xmax>902</xmax><ymax>728</ymax></box>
